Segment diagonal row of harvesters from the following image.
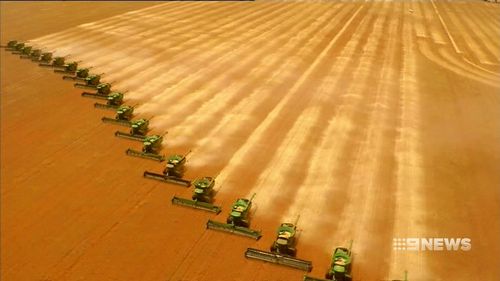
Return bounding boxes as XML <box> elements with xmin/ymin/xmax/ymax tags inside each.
<box><xmin>3</xmin><ymin>40</ymin><xmax>409</xmax><ymax>281</ymax></box>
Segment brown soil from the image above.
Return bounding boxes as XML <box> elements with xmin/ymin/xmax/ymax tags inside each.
<box><xmin>1</xmin><ymin>1</ymin><xmax>499</xmax><ymax>281</ymax></box>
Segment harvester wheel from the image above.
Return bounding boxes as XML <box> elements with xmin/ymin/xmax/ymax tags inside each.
<box><xmin>288</xmin><ymin>248</ymin><xmax>297</xmax><ymax>257</ymax></box>
<box><xmin>270</xmin><ymin>244</ymin><xmax>277</xmax><ymax>253</ymax></box>
<box><xmin>325</xmin><ymin>272</ymin><xmax>333</xmax><ymax>280</ymax></box>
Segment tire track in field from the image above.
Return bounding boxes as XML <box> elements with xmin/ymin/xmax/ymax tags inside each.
<box><xmin>165</xmin><ymin>3</ymin><xmax>367</xmax><ymax>280</ymax></box>
<box><xmin>33</xmin><ymin>2</ymin><xmax>271</xmax><ymax>89</ymax></box>
<box><xmin>253</xmin><ymin>3</ymin><xmax>380</xmax><ymax>223</ymax></box>
<box><xmin>388</xmin><ymin>2</ymin><xmax>428</xmax><ymax>279</ymax></box>
<box><xmin>31</xmin><ymin>2</ymin><xmax>200</xmax><ymax>47</ymax></box>
<box><xmin>166</xmin><ymin>4</ymin><xmax>335</xmax><ymax>150</ymax></box>
<box><xmin>436</xmin><ymin>1</ymin><xmax>499</xmax><ymax>65</ymax></box>
<box><xmin>87</xmin><ymin>2</ymin><xmax>286</xmax><ymax>104</ymax></box>
<box><xmin>333</xmin><ymin>2</ymin><xmax>402</xmax><ymax>279</ymax></box>
<box><xmin>208</xmin><ymin>4</ymin><xmax>364</xmax><ymax>197</ymax></box>
<box><xmin>130</xmin><ymin>3</ymin><xmax>319</xmax><ymax>131</ymax></box>
<box><xmin>178</xmin><ymin>3</ymin><xmax>357</xmax><ymax>181</ymax></box>
<box><xmin>461</xmin><ymin>2</ymin><xmax>500</xmax><ymax>58</ymax></box>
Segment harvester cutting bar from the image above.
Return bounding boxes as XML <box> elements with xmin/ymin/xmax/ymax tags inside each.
<box><xmin>171</xmin><ymin>196</ymin><xmax>222</xmax><ymax>214</ymax></box>
<box><xmin>63</xmin><ymin>75</ymin><xmax>85</xmax><ymax>81</ymax></box>
<box><xmin>245</xmin><ymin>248</ymin><xmax>312</xmax><ymax>272</ymax></box>
<box><xmin>74</xmin><ymin>83</ymin><xmax>98</xmax><ymax>89</ymax></box>
<box><xmin>115</xmin><ymin>131</ymin><xmax>146</xmax><ymax>141</ymax></box>
<box><xmin>303</xmin><ymin>276</ymin><xmax>330</xmax><ymax>281</ymax></box>
<box><xmin>143</xmin><ymin>171</ymin><xmax>191</xmax><ymax>186</ymax></box>
<box><xmin>81</xmin><ymin>92</ymin><xmax>107</xmax><ymax>100</ymax></box>
<box><xmin>54</xmin><ymin>69</ymin><xmax>75</xmax><ymax>74</ymax></box>
<box><xmin>126</xmin><ymin>149</ymin><xmax>165</xmax><ymax>162</ymax></box>
<box><xmin>206</xmin><ymin>220</ymin><xmax>262</xmax><ymax>240</ymax></box>
<box><xmin>101</xmin><ymin>117</ymin><xmax>131</xmax><ymax>127</ymax></box>
<box><xmin>94</xmin><ymin>103</ymin><xmax>120</xmax><ymax>110</ymax></box>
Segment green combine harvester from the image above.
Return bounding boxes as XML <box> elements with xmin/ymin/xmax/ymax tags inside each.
<box><xmin>62</xmin><ymin>68</ymin><xmax>92</xmax><ymax>81</ymax></box>
<box><xmin>171</xmin><ymin>176</ymin><xmax>222</xmax><ymax>213</ymax></box>
<box><xmin>101</xmin><ymin>105</ymin><xmax>134</xmax><ymax>126</ymax></box>
<box><xmin>13</xmin><ymin>45</ymin><xmax>32</xmax><ymax>56</ymax></box>
<box><xmin>21</xmin><ymin>48</ymin><xmax>41</xmax><ymax>60</ymax></box>
<box><xmin>39</xmin><ymin>52</ymin><xmax>53</xmax><ymax>64</ymax></box>
<box><xmin>39</xmin><ymin>55</ymin><xmax>66</xmax><ymax>68</ymax></box>
<box><xmin>245</xmin><ymin>218</ymin><xmax>312</xmax><ymax>272</ymax></box>
<box><xmin>81</xmin><ymin>83</ymin><xmax>112</xmax><ymax>99</ymax></box>
<box><xmin>126</xmin><ymin>134</ymin><xmax>165</xmax><ymax>162</ymax></box>
<box><xmin>115</xmin><ymin>118</ymin><xmax>150</xmax><ymax>141</ymax></box>
<box><xmin>94</xmin><ymin>92</ymin><xmax>124</xmax><ymax>110</ymax></box>
<box><xmin>9</xmin><ymin>42</ymin><xmax>25</xmax><ymax>53</ymax></box>
<box><xmin>74</xmin><ymin>73</ymin><xmax>103</xmax><ymax>89</ymax></box>
<box><xmin>2</xmin><ymin>40</ymin><xmax>19</xmax><ymax>51</ymax></box>
<box><xmin>206</xmin><ymin>193</ymin><xmax>261</xmax><ymax>240</ymax></box>
<box><xmin>143</xmin><ymin>153</ymin><xmax>190</xmax><ymax>185</ymax></box>
<box><xmin>54</xmin><ymin>61</ymin><xmax>80</xmax><ymax>74</ymax></box>
<box><xmin>304</xmin><ymin>241</ymin><xmax>353</xmax><ymax>281</ymax></box>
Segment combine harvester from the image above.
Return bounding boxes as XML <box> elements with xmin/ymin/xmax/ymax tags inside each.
<box><xmin>1</xmin><ymin>40</ymin><xmax>20</xmax><ymax>51</ymax></box>
<box><xmin>143</xmin><ymin>153</ymin><xmax>190</xmax><ymax>185</ymax></box>
<box><xmin>206</xmin><ymin>193</ymin><xmax>262</xmax><ymax>240</ymax></box>
<box><xmin>245</xmin><ymin>217</ymin><xmax>313</xmax><ymax>272</ymax></box>
<box><xmin>62</xmin><ymin>68</ymin><xmax>93</xmax><ymax>81</ymax></box>
<box><xmin>115</xmin><ymin>118</ymin><xmax>150</xmax><ymax>141</ymax></box>
<box><xmin>304</xmin><ymin>241</ymin><xmax>353</xmax><ymax>281</ymax></box>
<box><xmin>8</xmin><ymin>41</ymin><xmax>26</xmax><ymax>53</ymax></box>
<box><xmin>39</xmin><ymin>55</ymin><xmax>67</xmax><ymax>68</ymax></box>
<box><xmin>94</xmin><ymin>92</ymin><xmax>124</xmax><ymax>110</ymax></box>
<box><xmin>13</xmin><ymin>45</ymin><xmax>32</xmax><ymax>57</ymax></box>
<box><xmin>101</xmin><ymin>105</ymin><xmax>135</xmax><ymax>126</ymax></box>
<box><xmin>54</xmin><ymin>61</ymin><xmax>80</xmax><ymax>74</ymax></box>
<box><xmin>126</xmin><ymin>133</ymin><xmax>166</xmax><ymax>162</ymax></box>
<box><xmin>74</xmin><ymin>73</ymin><xmax>104</xmax><ymax>89</ymax></box>
<box><xmin>20</xmin><ymin>48</ymin><xmax>41</xmax><ymax>60</ymax></box>
<box><xmin>171</xmin><ymin>176</ymin><xmax>222</xmax><ymax>213</ymax></box>
<box><xmin>81</xmin><ymin>83</ymin><xmax>112</xmax><ymax>99</ymax></box>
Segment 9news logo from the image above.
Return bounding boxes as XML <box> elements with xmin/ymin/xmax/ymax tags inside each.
<box><xmin>393</xmin><ymin>237</ymin><xmax>471</xmax><ymax>251</ymax></box>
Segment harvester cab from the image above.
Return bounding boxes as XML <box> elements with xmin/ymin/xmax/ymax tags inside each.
<box><xmin>116</xmin><ymin>105</ymin><xmax>134</xmax><ymax>121</ymax></box>
<box><xmin>304</xmin><ymin>241</ymin><xmax>353</xmax><ymax>281</ymax></box>
<box><xmin>114</xmin><ymin>118</ymin><xmax>149</xmax><ymax>141</ymax></box>
<box><xmin>245</xmin><ymin>217</ymin><xmax>312</xmax><ymax>272</ymax></box>
<box><xmin>76</xmin><ymin>68</ymin><xmax>91</xmax><ymax>78</ymax></box>
<box><xmin>40</xmin><ymin>52</ymin><xmax>53</xmax><ymax>63</ymax></box>
<box><xmin>125</xmin><ymin>133</ymin><xmax>165</xmax><ymax>162</ymax></box>
<box><xmin>94</xmin><ymin>92</ymin><xmax>123</xmax><ymax>109</ymax></box>
<box><xmin>101</xmin><ymin>105</ymin><xmax>134</xmax><ymax>127</ymax></box>
<box><xmin>13</xmin><ymin>42</ymin><xmax>25</xmax><ymax>52</ymax></box>
<box><xmin>24</xmin><ymin>49</ymin><xmax>41</xmax><ymax>60</ymax></box>
<box><xmin>63</xmin><ymin>68</ymin><xmax>91</xmax><ymax>81</ymax></box>
<box><xmin>55</xmin><ymin>61</ymin><xmax>79</xmax><ymax>74</ymax></box>
<box><xmin>272</xmin><ymin>223</ymin><xmax>297</xmax><ymax>256</ymax></box>
<box><xmin>164</xmin><ymin>154</ymin><xmax>186</xmax><ymax>178</ymax></box>
<box><xmin>143</xmin><ymin>151</ymin><xmax>191</xmax><ymax>184</ymax></box>
<box><xmin>5</xmin><ymin>40</ymin><xmax>18</xmax><ymax>50</ymax></box>
<box><xmin>76</xmin><ymin>74</ymin><xmax>101</xmax><ymax>88</ymax></box>
<box><xmin>142</xmin><ymin>134</ymin><xmax>163</xmax><ymax>154</ymax></box>
<box><xmin>17</xmin><ymin>46</ymin><xmax>32</xmax><ymax>56</ymax></box>
<box><xmin>107</xmin><ymin>92</ymin><xmax>124</xmax><ymax>106</ymax></box>
<box><xmin>206</xmin><ymin>193</ymin><xmax>262</xmax><ymax>240</ymax></box>
<box><xmin>171</xmin><ymin>176</ymin><xmax>221</xmax><ymax>213</ymax></box>
<box><xmin>81</xmin><ymin>83</ymin><xmax>112</xmax><ymax>99</ymax></box>
<box><xmin>192</xmin><ymin>177</ymin><xmax>215</xmax><ymax>202</ymax></box>
<box><xmin>52</xmin><ymin>56</ymin><xmax>66</xmax><ymax>67</ymax></box>
<box><xmin>130</xmin><ymin>118</ymin><xmax>149</xmax><ymax>136</ymax></box>
<box><xmin>40</xmin><ymin>55</ymin><xmax>65</xmax><ymax>67</ymax></box>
